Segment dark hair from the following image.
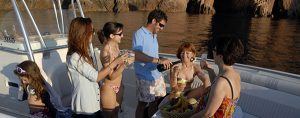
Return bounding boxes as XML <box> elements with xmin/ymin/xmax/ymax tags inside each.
<box><xmin>67</xmin><ymin>17</ymin><xmax>94</xmax><ymax>65</ymax></box>
<box><xmin>147</xmin><ymin>9</ymin><xmax>168</xmax><ymax>24</ymax></box>
<box><xmin>176</xmin><ymin>42</ymin><xmax>197</xmax><ymax>59</ymax></box>
<box><xmin>214</xmin><ymin>35</ymin><xmax>244</xmax><ymax>66</ymax></box>
<box><xmin>97</xmin><ymin>22</ymin><xmax>124</xmax><ymax>44</ymax></box>
<box><xmin>14</xmin><ymin>60</ymin><xmax>45</xmax><ymax>100</ymax></box>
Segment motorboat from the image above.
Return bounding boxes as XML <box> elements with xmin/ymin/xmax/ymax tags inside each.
<box><xmin>0</xmin><ymin>0</ymin><xmax>300</xmax><ymax>118</ymax></box>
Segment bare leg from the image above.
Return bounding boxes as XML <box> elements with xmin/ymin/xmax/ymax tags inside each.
<box><xmin>101</xmin><ymin>85</ymin><xmax>118</xmax><ymax>118</ymax></box>
<box><xmin>117</xmin><ymin>83</ymin><xmax>124</xmax><ymax>112</ymax></box>
<box><xmin>135</xmin><ymin>101</ymin><xmax>147</xmax><ymax>118</ymax></box>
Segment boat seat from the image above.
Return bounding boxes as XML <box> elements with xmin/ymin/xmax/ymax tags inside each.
<box><xmin>38</xmin><ymin>53</ymin><xmax>72</xmax><ymax>107</ymax></box>
<box><xmin>238</xmin><ymin>82</ymin><xmax>300</xmax><ymax>118</ymax></box>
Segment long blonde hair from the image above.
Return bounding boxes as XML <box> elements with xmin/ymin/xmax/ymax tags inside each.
<box><xmin>67</xmin><ymin>17</ymin><xmax>94</xmax><ymax>65</ymax></box>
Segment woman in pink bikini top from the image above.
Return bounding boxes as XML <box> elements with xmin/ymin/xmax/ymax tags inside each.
<box><xmin>97</xmin><ymin>22</ymin><xmax>134</xmax><ymax>118</ymax></box>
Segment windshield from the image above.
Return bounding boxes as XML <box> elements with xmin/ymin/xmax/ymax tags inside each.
<box><xmin>0</xmin><ymin>9</ymin><xmax>72</xmax><ymax>52</ymax></box>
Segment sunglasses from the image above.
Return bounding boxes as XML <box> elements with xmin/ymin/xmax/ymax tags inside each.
<box><xmin>158</xmin><ymin>22</ymin><xmax>165</xmax><ymax>29</ymax></box>
<box><xmin>15</xmin><ymin>67</ymin><xmax>26</xmax><ymax>74</ymax></box>
<box><xmin>114</xmin><ymin>32</ymin><xmax>123</xmax><ymax>36</ymax></box>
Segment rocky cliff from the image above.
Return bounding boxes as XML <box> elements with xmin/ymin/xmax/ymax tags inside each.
<box><xmin>0</xmin><ymin>0</ymin><xmax>299</xmax><ymax>18</ymax></box>
<box><xmin>0</xmin><ymin>0</ymin><xmax>53</xmax><ymax>10</ymax></box>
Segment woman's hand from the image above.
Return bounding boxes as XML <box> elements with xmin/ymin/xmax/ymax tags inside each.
<box><xmin>111</xmin><ymin>53</ymin><xmax>128</xmax><ymax>68</ymax></box>
<box><xmin>125</xmin><ymin>57</ymin><xmax>135</xmax><ymax>65</ymax></box>
<box><xmin>200</xmin><ymin>60</ymin><xmax>212</xmax><ymax>70</ymax></box>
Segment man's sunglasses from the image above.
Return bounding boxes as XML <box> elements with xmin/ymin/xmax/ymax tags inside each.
<box><xmin>159</xmin><ymin>23</ymin><xmax>165</xmax><ymax>29</ymax></box>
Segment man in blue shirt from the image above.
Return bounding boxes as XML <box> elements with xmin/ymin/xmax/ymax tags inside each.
<box><xmin>132</xmin><ymin>9</ymin><xmax>172</xmax><ymax>118</ymax></box>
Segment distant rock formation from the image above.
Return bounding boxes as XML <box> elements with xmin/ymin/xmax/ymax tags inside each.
<box><xmin>276</xmin><ymin>0</ymin><xmax>300</xmax><ymax>18</ymax></box>
<box><xmin>158</xmin><ymin>0</ymin><xmax>187</xmax><ymax>12</ymax></box>
<box><xmin>0</xmin><ymin>0</ymin><xmax>53</xmax><ymax>10</ymax></box>
<box><xmin>252</xmin><ymin>0</ymin><xmax>275</xmax><ymax>17</ymax></box>
<box><xmin>127</xmin><ymin>0</ymin><xmax>187</xmax><ymax>12</ymax></box>
<box><xmin>0</xmin><ymin>0</ymin><xmax>299</xmax><ymax>18</ymax></box>
<box><xmin>95</xmin><ymin>0</ymin><xmax>129</xmax><ymax>13</ymax></box>
<box><xmin>186</xmin><ymin>0</ymin><xmax>215</xmax><ymax>14</ymax></box>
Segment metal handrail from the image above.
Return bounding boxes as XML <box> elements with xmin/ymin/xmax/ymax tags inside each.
<box><xmin>76</xmin><ymin>0</ymin><xmax>99</xmax><ymax>70</ymax></box>
<box><xmin>51</xmin><ymin>0</ymin><xmax>62</xmax><ymax>34</ymax></box>
<box><xmin>11</xmin><ymin>0</ymin><xmax>34</xmax><ymax>61</ymax></box>
<box><xmin>57</xmin><ymin>0</ymin><xmax>65</xmax><ymax>36</ymax></box>
<box><xmin>76</xmin><ymin>0</ymin><xmax>85</xmax><ymax>18</ymax></box>
<box><xmin>21</xmin><ymin>0</ymin><xmax>46</xmax><ymax>48</ymax></box>
<box><xmin>0</xmin><ymin>45</ymin><xmax>68</xmax><ymax>54</ymax></box>
<box><xmin>71</xmin><ymin>0</ymin><xmax>77</xmax><ymax>17</ymax></box>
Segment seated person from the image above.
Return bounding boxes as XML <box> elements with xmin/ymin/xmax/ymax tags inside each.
<box><xmin>14</xmin><ymin>60</ymin><xmax>72</xmax><ymax>118</ymax></box>
<box><xmin>169</xmin><ymin>42</ymin><xmax>210</xmax><ymax>98</ymax></box>
<box><xmin>190</xmin><ymin>35</ymin><xmax>244</xmax><ymax>118</ymax></box>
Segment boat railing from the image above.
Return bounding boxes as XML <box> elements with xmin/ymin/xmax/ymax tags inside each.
<box><xmin>0</xmin><ymin>34</ymin><xmax>67</xmax><ymax>54</ymax></box>
<box><xmin>11</xmin><ymin>0</ymin><xmax>35</xmax><ymax>61</ymax></box>
<box><xmin>9</xmin><ymin>0</ymin><xmax>67</xmax><ymax>61</ymax></box>
<box><xmin>71</xmin><ymin>0</ymin><xmax>77</xmax><ymax>17</ymax></box>
<box><xmin>7</xmin><ymin>0</ymin><xmax>99</xmax><ymax>70</ymax></box>
<box><xmin>56</xmin><ymin>0</ymin><xmax>65</xmax><ymax>36</ymax></box>
<box><xmin>161</xmin><ymin>52</ymin><xmax>300</xmax><ymax>78</ymax></box>
<box><xmin>21</xmin><ymin>0</ymin><xmax>46</xmax><ymax>49</ymax></box>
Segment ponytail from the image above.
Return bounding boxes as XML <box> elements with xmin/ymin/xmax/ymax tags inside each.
<box><xmin>97</xmin><ymin>22</ymin><xmax>124</xmax><ymax>44</ymax></box>
<box><xmin>97</xmin><ymin>30</ymin><xmax>106</xmax><ymax>44</ymax></box>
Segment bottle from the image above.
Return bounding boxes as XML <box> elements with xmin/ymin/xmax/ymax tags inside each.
<box><xmin>157</xmin><ymin>60</ymin><xmax>181</xmax><ymax>72</ymax></box>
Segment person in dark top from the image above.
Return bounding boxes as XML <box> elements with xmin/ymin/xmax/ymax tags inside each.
<box><xmin>14</xmin><ymin>60</ymin><xmax>56</xmax><ymax>118</ymax></box>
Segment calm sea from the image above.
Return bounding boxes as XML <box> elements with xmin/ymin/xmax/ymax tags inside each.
<box><xmin>1</xmin><ymin>10</ymin><xmax>300</xmax><ymax>75</ymax></box>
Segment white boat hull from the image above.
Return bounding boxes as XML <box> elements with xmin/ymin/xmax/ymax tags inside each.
<box><xmin>1</xmin><ymin>37</ymin><xmax>300</xmax><ymax>117</ymax></box>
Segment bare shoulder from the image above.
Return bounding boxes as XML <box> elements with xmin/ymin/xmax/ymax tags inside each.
<box><xmin>100</xmin><ymin>45</ymin><xmax>111</xmax><ymax>64</ymax></box>
<box><xmin>171</xmin><ymin>63</ymin><xmax>181</xmax><ymax>70</ymax></box>
<box><xmin>100</xmin><ymin>45</ymin><xmax>110</xmax><ymax>56</ymax></box>
<box><xmin>213</xmin><ymin>77</ymin><xmax>228</xmax><ymax>88</ymax></box>
<box><xmin>193</xmin><ymin>63</ymin><xmax>200</xmax><ymax>69</ymax></box>
<box><xmin>222</xmin><ymin>71</ymin><xmax>241</xmax><ymax>82</ymax></box>
<box><xmin>193</xmin><ymin>63</ymin><xmax>203</xmax><ymax>73</ymax></box>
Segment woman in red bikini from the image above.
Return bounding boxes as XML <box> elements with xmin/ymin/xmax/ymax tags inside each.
<box><xmin>190</xmin><ymin>35</ymin><xmax>244</xmax><ymax>118</ymax></box>
<box><xmin>97</xmin><ymin>22</ymin><xmax>134</xmax><ymax>118</ymax></box>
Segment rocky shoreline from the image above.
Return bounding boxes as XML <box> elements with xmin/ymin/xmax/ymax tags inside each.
<box><xmin>1</xmin><ymin>0</ymin><xmax>299</xmax><ymax>18</ymax></box>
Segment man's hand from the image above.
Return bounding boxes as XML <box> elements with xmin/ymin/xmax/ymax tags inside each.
<box><xmin>159</xmin><ymin>58</ymin><xmax>172</xmax><ymax>70</ymax></box>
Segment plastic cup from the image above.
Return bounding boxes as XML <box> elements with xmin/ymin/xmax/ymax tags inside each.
<box><xmin>201</xmin><ymin>53</ymin><xmax>207</xmax><ymax>61</ymax></box>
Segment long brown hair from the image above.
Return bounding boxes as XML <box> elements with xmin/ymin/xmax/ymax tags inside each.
<box><xmin>14</xmin><ymin>60</ymin><xmax>45</xmax><ymax>100</ymax></box>
<box><xmin>67</xmin><ymin>17</ymin><xmax>94</xmax><ymax>65</ymax></box>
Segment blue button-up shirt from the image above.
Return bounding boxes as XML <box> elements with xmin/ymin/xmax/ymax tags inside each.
<box><xmin>132</xmin><ymin>27</ymin><xmax>161</xmax><ymax>81</ymax></box>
